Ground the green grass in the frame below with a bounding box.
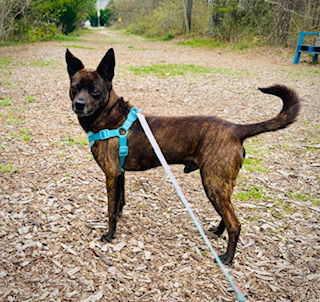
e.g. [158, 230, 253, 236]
[235, 185, 266, 201]
[129, 63, 212, 77]
[245, 143, 267, 155]
[0, 41, 27, 47]
[146, 34, 175, 41]
[129, 63, 252, 78]
[0, 98, 12, 107]
[6, 118, 22, 125]
[62, 45, 95, 50]
[11, 128, 31, 141]
[178, 38, 224, 48]
[0, 56, 57, 69]
[243, 157, 267, 173]
[178, 36, 263, 51]
[20, 128, 31, 141]
[53, 34, 87, 43]
[0, 77, 14, 88]
[58, 151, 67, 158]
[25, 96, 35, 103]
[28, 59, 58, 68]
[250, 215, 262, 222]
[0, 164, 18, 173]
[0, 57, 14, 68]
[61, 135, 87, 146]
[127, 46, 152, 51]
[275, 198, 295, 214]
[307, 68, 320, 74]
[288, 192, 320, 206]
[212, 68, 253, 76]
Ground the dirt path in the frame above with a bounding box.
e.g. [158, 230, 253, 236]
[0, 28, 319, 302]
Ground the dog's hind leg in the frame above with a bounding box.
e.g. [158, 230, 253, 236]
[200, 172, 241, 264]
[101, 175, 123, 242]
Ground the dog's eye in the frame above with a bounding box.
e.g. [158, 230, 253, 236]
[72, 87, 79, 94]
[91, 89, 100, 96]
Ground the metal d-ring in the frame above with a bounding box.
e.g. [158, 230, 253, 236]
[118, 127, 128, 137]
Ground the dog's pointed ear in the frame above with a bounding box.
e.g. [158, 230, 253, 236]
[97, 48, 115, 82]
[65, 48, 84, 78]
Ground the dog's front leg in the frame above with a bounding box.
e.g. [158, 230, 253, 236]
[101, 174, 123, 242]
[117, 173, 125, 216]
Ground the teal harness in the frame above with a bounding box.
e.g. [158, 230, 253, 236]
[87, 107, 141, 172]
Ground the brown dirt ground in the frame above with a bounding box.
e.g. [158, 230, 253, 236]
[0, 28, 319, 302]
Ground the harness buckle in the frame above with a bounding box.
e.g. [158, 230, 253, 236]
[119, 146, 128, 156]
[99, 130, 109, 140]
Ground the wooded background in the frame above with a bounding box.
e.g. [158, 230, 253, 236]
[0, 0, 319, 47]
[109, 0, 320, 46]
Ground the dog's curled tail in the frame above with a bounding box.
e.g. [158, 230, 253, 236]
[237, 84, 301, 140]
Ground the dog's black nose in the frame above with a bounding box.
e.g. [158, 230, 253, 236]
[75, 98, 85, 112]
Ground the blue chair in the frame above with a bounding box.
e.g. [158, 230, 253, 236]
[293, 32, 320, 64]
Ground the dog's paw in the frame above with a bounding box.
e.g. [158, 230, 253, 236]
[101, 232, 114, 243]
[215, 253, 233, 265]
[208, 226, 224, 236]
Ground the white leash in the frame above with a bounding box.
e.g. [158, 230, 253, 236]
[137, 112, 246, 302]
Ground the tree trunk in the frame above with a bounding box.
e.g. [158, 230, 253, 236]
[182, 0, 193, 34]
[209, 0, 220, 28]
[272, 0, 294, 46]
[310, 0, 320, 30]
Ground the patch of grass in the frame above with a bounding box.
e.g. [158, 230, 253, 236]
[0, 164, 18, 173]
[213, 67, 253, 76]
[127, 46, 152, 51]
[288, 192, 320, 206]
[6, 118, 22, 125]
[244, 141, 268, 155]
[11, 128, 31, 141]
[61, 45, 95, 50]
[305, 146, 320, 151]
[243, 157, 267, 173]
[0, 98, 12, 107]
[19, 105, 28, 111]
[53, 34, 87, 43]
[178, 38, 224, 49]
[86, 154, 94, 160]
[250, 215, 262, 222]
[0, 41, 27, 47]
[20, 128, 31, 141]
[25, 96, 35, 103]
[58, 151, 67, 158]
[275, 198, 295, 214]
[61, 135, 87, 146]
[0, 57, 14, 68]
[28, 59, 57, 68]
[235, 185, 266, 201]
[244, 158, 261, 165]
[129, 63, 212, 77]
[144, 33, 175, 42]
[307, 68, 320, 74]
[178, 36, 263, 52]
[0, 77, 14, 88]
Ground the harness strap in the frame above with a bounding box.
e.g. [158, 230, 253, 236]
[87, 107, 141, 172]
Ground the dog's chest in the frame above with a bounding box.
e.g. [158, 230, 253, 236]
[91, 138, 120, 174]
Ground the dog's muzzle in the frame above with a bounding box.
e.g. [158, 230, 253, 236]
[74, 98, 86, 114]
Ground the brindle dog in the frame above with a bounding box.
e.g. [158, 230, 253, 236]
[66, 48, 300, 264]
